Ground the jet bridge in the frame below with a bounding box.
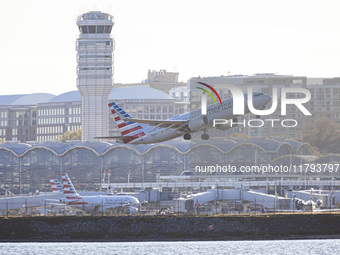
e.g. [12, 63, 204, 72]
[173, 189, 291, 213]
[243, 190, 290, 210]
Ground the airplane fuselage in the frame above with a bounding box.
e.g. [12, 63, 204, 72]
[65, 195, 139, 213]
[120, 93, 271, 144]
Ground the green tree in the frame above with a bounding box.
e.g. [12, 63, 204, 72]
[300, 118, 340, 154]
[57, 129, 81, 142]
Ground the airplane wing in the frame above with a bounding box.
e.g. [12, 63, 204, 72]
[43, 199, 65, 206]
[94, 136, 135, 140]
[44, 199, 62, 203]
[125, 118, 189, 130]
[314, 209, 340, 212]
[266, 209, 303, 213]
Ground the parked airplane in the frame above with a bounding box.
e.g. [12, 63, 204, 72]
[96, 92, 271, 144]
[296, 189, 340, 213]
[45, 177, 68, 210]
[296, 199, 323, 212]
[60, 173, 140, 215]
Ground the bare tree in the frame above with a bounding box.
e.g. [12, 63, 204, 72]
[301, 118, 340, 154]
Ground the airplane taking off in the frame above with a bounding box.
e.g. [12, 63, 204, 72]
[60, 173, 140, 215]
[96, 92, 271, 144]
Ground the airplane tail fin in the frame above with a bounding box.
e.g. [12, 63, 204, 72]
[62, 173, 79, 196]
[108, 101, 147, 142]
[49, 177, 63, 193]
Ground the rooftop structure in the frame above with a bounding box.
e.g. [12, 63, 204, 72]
[118, 70, 186, 94]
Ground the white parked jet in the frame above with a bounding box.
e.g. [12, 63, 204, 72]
[60, 173, 140, 215]
[296, 189, 340, 213]
[96, 92, 271, 144]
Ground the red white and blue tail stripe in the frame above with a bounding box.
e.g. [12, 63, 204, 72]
[62, 173, 78, 195]
[61, 173, 87, 205]
[109, 102, 147, 143]
[49, 177, 63, 193]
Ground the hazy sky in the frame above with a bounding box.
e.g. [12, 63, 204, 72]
[1, 0, 340, 95]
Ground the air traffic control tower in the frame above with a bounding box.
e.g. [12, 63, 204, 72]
[76, 11, 114, 141]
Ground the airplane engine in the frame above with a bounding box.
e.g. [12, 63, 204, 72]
[296, 199, 305, 209]
[215, 118, 238, 131]
[316, 199, 323, 207]
[125, 206, 138, 215]
[188, 115, 209, 131]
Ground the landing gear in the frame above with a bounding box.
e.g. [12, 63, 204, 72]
[184, 133, 191, 140]
[201, 132, 209, 140]
[256, 115, 261, 119]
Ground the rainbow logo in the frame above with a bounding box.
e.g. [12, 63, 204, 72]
[196, 82, 223, 106]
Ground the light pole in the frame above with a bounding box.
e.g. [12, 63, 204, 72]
[156, 169, 160, 182]
[107, 169, 111, 184]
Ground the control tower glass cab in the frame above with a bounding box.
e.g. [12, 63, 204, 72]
[76, 11, 114, 141]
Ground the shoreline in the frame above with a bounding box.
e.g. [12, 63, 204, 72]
[1, 214, 340, 242]
[2, 234, 340, 242]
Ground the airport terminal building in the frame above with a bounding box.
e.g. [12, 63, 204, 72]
[1, 136, 336, 194]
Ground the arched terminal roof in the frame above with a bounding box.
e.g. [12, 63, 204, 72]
[0, 142, 32, 156]
[31, 142, 73, 155]
[0, 138, 314, 157]
[270, 137, 314, 154]
[193, 139, 237, 152]
[48, 91, 81, 103]
[237, 138, 285, 152]
[0, 93, 55, 106]
[45, 87, 173, 104]
[67, 141, 113, 155]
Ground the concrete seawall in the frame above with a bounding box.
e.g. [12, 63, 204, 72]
[1, 214, 340, 241]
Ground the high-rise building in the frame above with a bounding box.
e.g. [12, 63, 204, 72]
[76, 11, 114, 141]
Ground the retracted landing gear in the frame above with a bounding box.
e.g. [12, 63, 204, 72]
[201, 131, 209, 140]
[183, 133, 191, 140]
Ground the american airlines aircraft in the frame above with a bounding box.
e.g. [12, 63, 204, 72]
[96, 92, 271, 144]
[60, 173, 140, 215]
[296, 189, 340, 213]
